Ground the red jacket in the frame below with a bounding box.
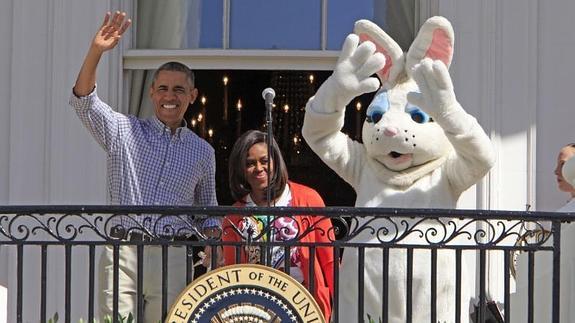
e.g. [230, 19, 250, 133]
[222, 181, 335, 321]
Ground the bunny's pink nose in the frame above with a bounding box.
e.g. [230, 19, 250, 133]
[383, 126, 398, 137]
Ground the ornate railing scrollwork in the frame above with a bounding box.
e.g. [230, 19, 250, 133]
[0, 206, 564, 249]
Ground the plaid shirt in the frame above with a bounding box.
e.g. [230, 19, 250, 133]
[70, 88, 218, 232]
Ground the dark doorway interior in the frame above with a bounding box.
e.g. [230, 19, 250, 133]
[185, 70, 376, 206]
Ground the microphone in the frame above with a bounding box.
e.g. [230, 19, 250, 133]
[262, 88, 276, 106]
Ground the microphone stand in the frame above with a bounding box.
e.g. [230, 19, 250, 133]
[262, 88, 275, 267]
[265, 96, 273, 208]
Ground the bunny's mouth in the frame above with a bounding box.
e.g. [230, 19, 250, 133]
[387, 151, 413, 165]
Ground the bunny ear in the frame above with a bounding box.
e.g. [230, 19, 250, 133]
[354, 20, 404, 89]
[406, 16, 454, 76]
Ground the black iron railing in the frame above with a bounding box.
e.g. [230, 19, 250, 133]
[0, 206, 567, 323]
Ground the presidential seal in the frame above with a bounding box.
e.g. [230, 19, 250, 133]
[166, 264, 326, 323]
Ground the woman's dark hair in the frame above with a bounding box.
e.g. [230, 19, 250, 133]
[228, 130, 289, 202]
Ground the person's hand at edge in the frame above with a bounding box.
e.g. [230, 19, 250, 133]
[73, 12, 132, 97]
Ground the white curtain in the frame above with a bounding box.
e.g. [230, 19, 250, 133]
[128, 0, 193, 117]
[185, 0, 202, 49]
[375, 0, 417, 52]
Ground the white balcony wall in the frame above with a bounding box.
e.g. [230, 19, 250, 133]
[0, 1, 123, 322]
[436, 0, 573, 213]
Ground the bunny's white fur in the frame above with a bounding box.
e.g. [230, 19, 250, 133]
[302, 17, 494, 322]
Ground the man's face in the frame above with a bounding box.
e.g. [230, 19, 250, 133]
[555, 146, 575, 194]
[149, 70, 198, 131]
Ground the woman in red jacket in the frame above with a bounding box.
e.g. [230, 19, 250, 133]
[222, 130, 335, 321]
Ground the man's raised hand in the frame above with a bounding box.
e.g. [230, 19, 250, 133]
[73, 11, 131, 96]
[92, 11, 131, 53]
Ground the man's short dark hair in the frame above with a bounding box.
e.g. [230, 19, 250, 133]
[228, 130, 289, 202]
[152, 61, 195, 87]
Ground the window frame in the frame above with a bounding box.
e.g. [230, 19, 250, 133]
[121, 0, 435, 72]
[123, 49, 339, 71]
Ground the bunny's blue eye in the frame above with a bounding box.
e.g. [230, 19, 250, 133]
[366, 91, 389, 124]
[406, 105, 430, 124]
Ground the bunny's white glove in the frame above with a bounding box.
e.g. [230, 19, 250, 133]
[310, 34, 385, 114]
[407, 58, 471, 134]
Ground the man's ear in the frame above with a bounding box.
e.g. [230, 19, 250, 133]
[190, 87, 198, 103]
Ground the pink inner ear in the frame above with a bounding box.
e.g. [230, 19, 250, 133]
[425, 29, 452, 66]
[359, 33, 392, 81]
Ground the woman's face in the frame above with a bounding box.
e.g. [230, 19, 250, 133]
[555, 146, 575, 194]
[245, 142, 274, 192]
